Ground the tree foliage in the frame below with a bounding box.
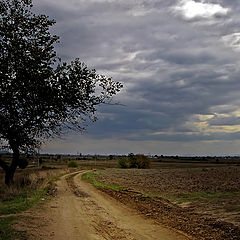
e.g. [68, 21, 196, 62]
[128, 154, 151, 169]
[0, 0, 122, 185]
[118, 158, 128, 169]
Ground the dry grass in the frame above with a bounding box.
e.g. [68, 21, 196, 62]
[0, 167, 69, 240]
[0, 168, 68, 201]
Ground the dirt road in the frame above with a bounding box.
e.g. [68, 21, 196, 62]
[35, 171, 190, 240]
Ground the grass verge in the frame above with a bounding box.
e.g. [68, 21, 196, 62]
[0, 169, 69, 240]
[0, 173, 64, 215]
[82, 172, 124, 191]
[0, 217, 27, 240]
[0, 189, 47, 215]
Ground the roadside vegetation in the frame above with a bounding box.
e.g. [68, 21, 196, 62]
[82, 172, 124, 191]
[0, 189, 47, 215]
[0, 168, 68, 240]
[0, 216, 27, 240]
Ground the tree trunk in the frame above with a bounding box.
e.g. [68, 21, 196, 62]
[0, 157, 10, 185]
[5, 168, 14, 186]
[4, 147, 20, 186]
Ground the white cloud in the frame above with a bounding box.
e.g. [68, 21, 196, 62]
[174, 0, 229, 20]
[222, 33, 240, 52]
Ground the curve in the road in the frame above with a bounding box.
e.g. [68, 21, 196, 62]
[44, 171, 191, 240]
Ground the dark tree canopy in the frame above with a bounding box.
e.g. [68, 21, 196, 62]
[0, 0, 122, 185]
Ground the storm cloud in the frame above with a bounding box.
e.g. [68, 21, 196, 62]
[33, 0, 240, 155]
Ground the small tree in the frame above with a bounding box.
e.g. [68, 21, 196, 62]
[118, 158, 128, 169]
[128, 154, 150, 169]
[68, 160, 78, 168]
[135, 154, 151, 169]
[0, 0, 122, 185]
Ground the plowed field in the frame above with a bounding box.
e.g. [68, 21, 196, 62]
[94, 166, 240, 239]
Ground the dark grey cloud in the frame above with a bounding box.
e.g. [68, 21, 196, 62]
[33, 0, 240, 154]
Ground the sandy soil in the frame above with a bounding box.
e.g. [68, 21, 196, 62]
[21, 171, 190, 240]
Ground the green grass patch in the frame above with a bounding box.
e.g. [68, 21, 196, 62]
[82, 172, 124, 191]
[0, 189, 47, 215]
[0, 170, 69, 215]
[0, 170, 70, 240]
[171, 191, 240, 203]
[0, 217, 27, 240]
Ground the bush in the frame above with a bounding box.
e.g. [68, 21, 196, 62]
[68, 160, 78, 168]
[128, 153, 137, 168]
[128, 154, 150, 169]
[118, 158, 128, 168]
[135, 154, 151, 169]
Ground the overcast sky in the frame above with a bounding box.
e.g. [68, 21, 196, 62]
[34, 0, 240, 156]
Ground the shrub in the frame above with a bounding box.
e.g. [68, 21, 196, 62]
[135, 154, 151, 169]
[68, 160, 78, 168]
[118, 158, 128, 168]
[128, 153, 137, 168]
[128, 154, 150, 169]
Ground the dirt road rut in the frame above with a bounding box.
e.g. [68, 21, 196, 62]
[43, 171, 190, 240]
